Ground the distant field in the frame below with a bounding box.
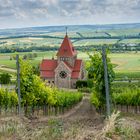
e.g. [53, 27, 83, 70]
[0, 37, 62, 48]
[109, 53, 140, 80]
[0, 51, 140, 74]
[109, 53, 140, 72]
[74, 39, 120, 46]
[1, 37, 140, 49]
[47, 28, 140, 37]
[0, 51, 56, 69]
[106, 28, 140, 36]
[1, 26, 140, 50]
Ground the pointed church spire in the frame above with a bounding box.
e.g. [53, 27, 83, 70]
[57, 33, 77, 57]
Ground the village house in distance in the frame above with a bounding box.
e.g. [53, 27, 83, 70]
[40, 32, 86, 88]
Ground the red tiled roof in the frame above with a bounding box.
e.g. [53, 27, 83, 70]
[71, 60, 82, 79]
[40, 59, 57, 71]
[56, 35, 77, 57]
[40, 71, 55, 78]
[40, 59, 82, 79]
[40, 59, 57, 78]
[71, 72, 80, 79]
[63, 60, 82, 79]
[73, 60, 82, 71]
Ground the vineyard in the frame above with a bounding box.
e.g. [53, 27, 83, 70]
[0, 88, 83, 116]
[0, 25, 140, 139]
[112, 85, 140, 113]
[90, 82, 140, 114]
[0, 55, 140, 140]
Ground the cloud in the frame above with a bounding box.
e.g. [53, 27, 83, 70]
[0, 0, 140, 18]
[0, 0, 140, 28]
[0, 0, 52, 19]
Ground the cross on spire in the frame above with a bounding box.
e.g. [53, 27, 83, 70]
[65, 26, 68, 35]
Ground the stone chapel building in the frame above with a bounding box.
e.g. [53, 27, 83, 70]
[40, 34, 86, 88]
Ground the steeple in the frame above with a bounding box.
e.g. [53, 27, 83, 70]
[56, 34, 77, 57]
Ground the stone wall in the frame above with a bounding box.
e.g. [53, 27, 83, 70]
[55, 61, 71, 88]
[57, 55, 76, 67]
[79, 61, 87, 80]
[71, 79, 77, 88]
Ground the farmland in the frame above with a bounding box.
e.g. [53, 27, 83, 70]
[0, 51, 140, 80]
[0, 24, 140, 54]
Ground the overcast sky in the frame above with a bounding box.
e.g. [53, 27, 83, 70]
[0, 0, 140, 29]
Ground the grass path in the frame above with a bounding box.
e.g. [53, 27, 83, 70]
[0, 65, 16, 73]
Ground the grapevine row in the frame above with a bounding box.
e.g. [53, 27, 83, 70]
[0, 87, 83, 115]
[90, 87, 140, 110]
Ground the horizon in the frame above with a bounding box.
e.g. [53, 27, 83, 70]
[1, 22, 140, 30]
[0, 0, 140, 29]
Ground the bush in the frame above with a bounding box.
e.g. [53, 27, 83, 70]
[76, 80, 88, 88]
[57, 89, 83, 107]
[0, 89, 18, 110]
[87, 79, 94, 88]
[90, 92, 101, 109]
[0, 73, 11, 84]
[78, 87, 92, 93]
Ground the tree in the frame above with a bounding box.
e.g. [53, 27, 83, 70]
[23, 54, 28, 60]
[0, 73, 11, 84]
[87, 50, 115, 107]
[20, 59, 34, 98]
[19, 59, 48, 114]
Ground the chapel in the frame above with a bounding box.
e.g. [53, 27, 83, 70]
[40, 33, 86, 88]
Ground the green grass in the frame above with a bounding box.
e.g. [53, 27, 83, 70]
[109, 53, 140, 73]
[0, 51, 56, 69]
[0, 60, 16, 69]
[0, 52, 140, 72]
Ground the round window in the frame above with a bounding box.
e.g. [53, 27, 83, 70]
[59, 71, 67, 78]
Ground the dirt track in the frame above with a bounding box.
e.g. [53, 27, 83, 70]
[32, 94, 103, 126]
[0, 94, 104, 140]
[63, 95, 103, 127]
[61, 95, 104, 140]
[1, 94, 140, 140]
[38, 94, 103, 139]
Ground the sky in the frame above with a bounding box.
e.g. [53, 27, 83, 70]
[0, 0, 140, 29]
